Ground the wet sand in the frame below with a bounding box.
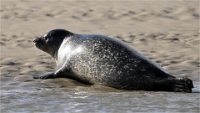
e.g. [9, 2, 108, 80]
[1, 0, 199, 112]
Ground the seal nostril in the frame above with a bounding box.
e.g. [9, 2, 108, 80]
[33, 38, 41, 43]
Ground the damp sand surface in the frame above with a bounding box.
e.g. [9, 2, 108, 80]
[1, 1, 199, 112]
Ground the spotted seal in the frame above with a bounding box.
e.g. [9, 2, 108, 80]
[33, 29, 193, 93]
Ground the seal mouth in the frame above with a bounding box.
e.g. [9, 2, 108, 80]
[33, 38, 46, 52]
[35, 43, 46, 51]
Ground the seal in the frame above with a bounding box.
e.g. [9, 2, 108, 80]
[33, 29, 194, 93]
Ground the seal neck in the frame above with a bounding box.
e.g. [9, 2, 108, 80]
[49, 46, 59, 61]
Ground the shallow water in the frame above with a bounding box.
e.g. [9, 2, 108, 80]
[1, 82, 199, 113]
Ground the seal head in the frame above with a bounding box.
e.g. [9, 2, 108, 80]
[33, 29, 73, 58]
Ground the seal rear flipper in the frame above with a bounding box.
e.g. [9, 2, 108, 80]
[171, 77, 194, 93]
[33, 73, 56, 79]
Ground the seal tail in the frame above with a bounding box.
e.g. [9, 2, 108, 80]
[171, 77, 194, 93]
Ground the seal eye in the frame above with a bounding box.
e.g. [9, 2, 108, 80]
[44, 36, 48, 41]
[43, 34, 49, 41]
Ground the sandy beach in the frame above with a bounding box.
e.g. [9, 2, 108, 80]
[1, 0, 199, 89]
[1, 0, 199, 112]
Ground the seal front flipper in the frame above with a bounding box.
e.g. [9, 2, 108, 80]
[33, 73, 56, 79]
[33, 71, 67, 79]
